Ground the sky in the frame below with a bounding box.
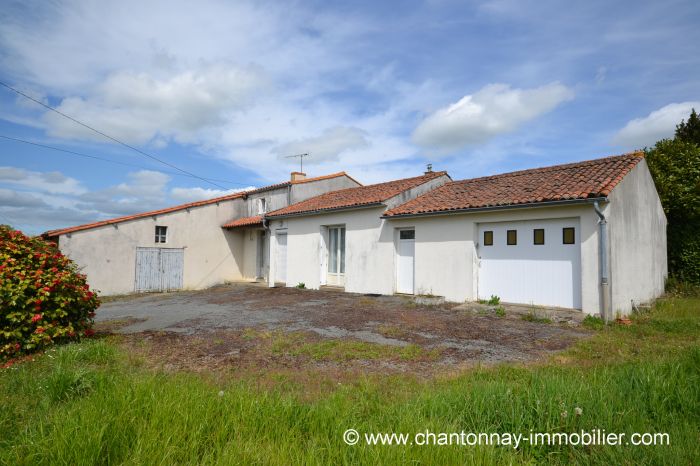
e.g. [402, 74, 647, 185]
[1, 0, 699, 234]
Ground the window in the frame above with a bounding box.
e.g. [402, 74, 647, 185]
[258, 198, 266, 214]
[533, 228, 545, 245]
[399, 229, 415, 240]
[328, 226, 346, 275]
[563, 227, 575, 244]
[507, 229, 517, 245]
[155, 226, 167, 243]
[483, 230, 493, 246]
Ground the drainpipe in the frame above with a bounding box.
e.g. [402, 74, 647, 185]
[593, 201, 610, 322]
[262, 216, 273, 288]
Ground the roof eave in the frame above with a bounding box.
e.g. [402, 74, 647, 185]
[382, 197, 609, 219]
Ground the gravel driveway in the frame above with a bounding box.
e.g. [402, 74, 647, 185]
[97, 283, 590, 370]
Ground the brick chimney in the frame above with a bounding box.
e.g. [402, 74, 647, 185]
[291, 171, 306, 182]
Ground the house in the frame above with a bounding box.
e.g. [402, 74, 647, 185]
[265, 152, 666, 318]
[42, 172, 360, 295]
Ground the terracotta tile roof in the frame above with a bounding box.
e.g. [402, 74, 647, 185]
[221, 215, 263, 228]
[43, 172, 352, 238]
[266, 171, 449, 218]
[384, 152, 644, 217]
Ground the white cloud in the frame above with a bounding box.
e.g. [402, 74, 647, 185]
[0, 166, 85, 194]
[170, 186, 254, 203]
[75, 170, 171, 215]
[613, 102, 700, 148]
[273, 127, 370, 163]
[44, 65, 265, 145]
[411, 83, 574, 153]
[0, 188, 48, 207]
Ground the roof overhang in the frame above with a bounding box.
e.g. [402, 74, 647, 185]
[382, 197, 609, 220]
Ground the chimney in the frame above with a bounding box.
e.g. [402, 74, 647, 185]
[424, 163, 433, 174]
[291, 171, 306, 182]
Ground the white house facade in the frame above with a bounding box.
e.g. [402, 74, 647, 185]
[44, 152, 667, 318]
[43, 172, 360, 295]
[265, 153, 667, 318]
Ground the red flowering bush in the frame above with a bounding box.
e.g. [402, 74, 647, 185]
[1, 225, 100, 360]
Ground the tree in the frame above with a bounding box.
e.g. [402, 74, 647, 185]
[675, 108, 700, 146]
[645, 110, 700, 283]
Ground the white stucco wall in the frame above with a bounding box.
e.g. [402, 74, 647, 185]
[269, 202, 606, 314]
[607, 160, 667, 314]
[389, 205, 602, 313]
[56, 174, 359, 295]
[58, 198, 245, 295]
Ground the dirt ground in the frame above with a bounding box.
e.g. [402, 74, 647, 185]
[96, 283, 591, 377]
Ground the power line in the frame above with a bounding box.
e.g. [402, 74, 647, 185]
[0, 81, 228, 190]
[0, 134, 251, 186]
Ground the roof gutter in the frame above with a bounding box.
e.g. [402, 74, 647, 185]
[265, 202, 385, 220]
[381, 197, 609, 219]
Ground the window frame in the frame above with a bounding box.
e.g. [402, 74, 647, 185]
[483, 230, 493, 246]
[563, 227, 576, 245]
[533, 228, 545, 245]
[506, 229, 517, 246]
[258, 198, 267, 214]
[155, 225, 168, 244]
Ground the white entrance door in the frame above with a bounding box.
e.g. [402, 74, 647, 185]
[396, 229, 415, 294]
[327, 226, 345, 287]
[275, 231, 287, 284]
[477, 218, 581, 308]
[135, 247, 184, 292]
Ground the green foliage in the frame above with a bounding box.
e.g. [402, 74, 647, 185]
[487, 294, 500, 305]
[582, 315, 605, 330]
[0, 225, 100, 360]
[1, 298, 699, 464]
[521, 311, 552, 324]
[494, 305, 506, 317]
[645, 110, 700, 283]
[295, 282, 306, 289]
[675, 108, 700, 145]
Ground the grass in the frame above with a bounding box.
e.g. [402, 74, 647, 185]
[521, 311, 552, 324]
[1, 298, 699, 464]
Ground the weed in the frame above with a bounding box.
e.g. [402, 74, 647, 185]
[495, 306, 506, 317]
[488, 295, 501, 305]
[582, 315, 606, 330]
[521, 311, 552, 324]
[295, 283, 306, 289]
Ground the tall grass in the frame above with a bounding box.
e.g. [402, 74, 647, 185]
[1, 298, 699, 465]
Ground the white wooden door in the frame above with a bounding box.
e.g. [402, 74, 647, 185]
[396, 229, 415, 294]
[477, 218, 581, 308]
[135, 247, 184, 292]
[327, 226, 345, 286]
[275, 232, 287, 284]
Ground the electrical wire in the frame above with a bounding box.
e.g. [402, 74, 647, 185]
[0, 81, 229, 190]
[0, 134, 250, 186]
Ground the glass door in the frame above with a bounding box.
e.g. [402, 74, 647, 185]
[327, 226, 345, 286]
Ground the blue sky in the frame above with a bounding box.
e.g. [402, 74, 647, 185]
[1, 0, 699, 234]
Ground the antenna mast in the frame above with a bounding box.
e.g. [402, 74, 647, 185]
[285, 153, 310, 172]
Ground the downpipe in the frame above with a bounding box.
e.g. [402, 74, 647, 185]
[593, 201, 611, 322]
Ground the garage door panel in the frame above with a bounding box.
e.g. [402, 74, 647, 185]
[478, 218, 581, 309]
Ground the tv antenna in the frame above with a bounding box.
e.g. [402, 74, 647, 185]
[285, 152, 310, 172]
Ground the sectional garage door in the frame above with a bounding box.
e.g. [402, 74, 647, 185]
[477, 218, 581, 309]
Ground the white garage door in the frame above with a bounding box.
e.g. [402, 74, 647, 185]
[477, 218, 581, 309]
[135, 247, 184, 292]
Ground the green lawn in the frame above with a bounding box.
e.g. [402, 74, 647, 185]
[1, 297, 699, 465]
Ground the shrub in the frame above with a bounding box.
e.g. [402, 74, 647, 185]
[0, 225, 100, 360]
[488, 294, 501, 305]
